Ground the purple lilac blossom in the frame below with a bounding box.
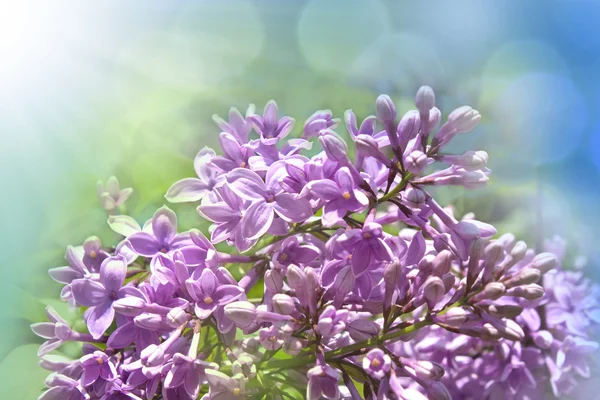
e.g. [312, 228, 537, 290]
[32, 87, 599, 400]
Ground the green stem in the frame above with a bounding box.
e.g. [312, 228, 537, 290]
[377, 173, 413, 203]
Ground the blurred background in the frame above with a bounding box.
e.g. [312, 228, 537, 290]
[1, 0, 599, 397]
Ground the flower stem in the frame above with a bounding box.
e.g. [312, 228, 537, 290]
[377, 173, 413, 203]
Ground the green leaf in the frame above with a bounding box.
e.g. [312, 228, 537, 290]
[0, 344, 50, 399]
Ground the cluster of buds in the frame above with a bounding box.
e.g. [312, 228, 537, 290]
[32, 87, 596, 400]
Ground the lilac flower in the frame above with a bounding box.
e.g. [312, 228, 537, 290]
[338, 221, 394, 276]
[210, 132, 254, 172]
[249, 100, 295, 145]
[197, 185, 256, 252]
[307, 364, 340, 400]
[165, 147, 225, 204]
[82, 236, 110, 273]
[48, 246, 90, 305]
[72, 256, 143, 338]
[303, 167, 369, 227]
[227, 163, 312, 240]
[186, 268, 244, 319]
[31, 306, 73, 356]
[363, 348, 391, 379]
[205, 369, 246, 399]
[164, 354, 217, 398]
[80, 350, 117, 386]
[127, 206, 191, 258]
[212, 105, 255, 144]
[272, 236, 320, 268]
[556, 336, 599, 378]
[97, 176, 133, 212]
[303, 109, 340, 139]
[39, 374, 88, 400]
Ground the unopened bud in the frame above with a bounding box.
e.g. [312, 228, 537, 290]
[224, 301, 257, 329]
[487, 304, 523, 318]
[166, 307, 189, 327]
[376, 94, 396, 123]
[432, 250, 453, 276]
[532, 252, 558, 274]
[397, 110, 421, 148]
[423, 276, 446, 308]
[504, 268, 541, 288]
[448, 106, 481, 134]
[404, 186, 426, 208]
[286, 264, 306, 291]
[384, 260, 402, 288]
[356, 134, 391, 166]
[473, 282, 506, 302]
[426, 381, 452, 400]
[272, 294, 296, 315]
[506, 284, 544, 300]
[319, 130, 349, 163]
[347, 319, 380, 341]
[405, 150, 428, 174]
[510, 241, 528, 261]
[113, 297, 146, 317]
[264, 269, 283, 293]
[415, 86, 436, 114]
[433, 307, 470, 327]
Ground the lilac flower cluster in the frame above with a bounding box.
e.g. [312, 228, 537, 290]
[33, 87, 597, 399]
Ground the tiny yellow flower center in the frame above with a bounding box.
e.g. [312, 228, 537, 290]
[268, 335, 277, 343]
[342, 192, 351, 200]
[240, 162, 246, 168]
[348, 254, 353, 260]
[90, 250, 97, 259]
[233, 388, 241, 396]
[363, 232, 372, 239]
[280, 253, 288, 261]
[371, 358, 381, 368]
[160, 248, 168, 254]
[96, 357, 104, 365]
[204, 297, 213, 305]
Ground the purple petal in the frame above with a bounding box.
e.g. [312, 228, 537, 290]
[352, 243, 372, 276]
[31, 323, 56, 339]
[100, 256, 127, 293]
[200, 268, 218, 296]
[48, 266, 81, 284]
[87, 301, 115, 339]
[194, 147, 218, 181]
[370, 239, 394, 261]
[265, 160, 287, 192]
[108, 215, 141, 237]
[263, 100, 279, 131]
[37, 339, 64, 357]
[308, 179, 340, 201]
[335, 167, 355, 194]
[273, 193, 312, 222]
[71, 279, 108, 307]
[213, 285, 244, 305]
[322, 200, 346, 227]
[184, 369, 201, 398]
[405, 231, 426, 265]
[165, 178, 210, 203]
[65, 245, 87, 275]
[226, 168, 267, 200]
[219, 132, 243, 161]
[81, 364, 101, 386]
[152, 206, 178, 245]
[127, 232, 161, 257]
[107, 322, 136, 349]
[198, 203, 236, 224]
[242, 201, 274, 240]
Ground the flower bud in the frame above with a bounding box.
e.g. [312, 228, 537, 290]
[432, 250, 453, 276]
[453, 220, 481, 240]
[54, 323, 73, 340]
[423, 276, 446, 308]
[272, 294, 296, 315]
[433, 307, 470, 327]
[448, 106, 481, 134]
[415, 86, 435, 114]
[473, 282, 506, 302]
[384, 260, 402, 288]
[439, 151, 488, 171]
[495, 318, 525, 341]
[241, 338, 261, 354]
[504, 268, 541, 288]
[531, 252, 557, 274]
[397, 110, 421, 149]
[113, 297, 146, 317]
[506, 284, 544, 300]
[533, 330, 553, 349]
[283, 337, 304, 356]
[264, 269, 284, 293]
[510, 241, 528, 261]
[224, 301, 257, 329]
[376, 94, 396, 123]
[426, 381, 452, 400]
[347, 319, 380, 341]
[319, 130, 349, 163]
[404, 186, 426, 208]
[286, 265, 306, 291]
[134, 314, 171, 331]
[405, 150, 428, 174]
[358, 137, 392, 167]
[487, 304, 523, 318]
[414, 360, 445, 381]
